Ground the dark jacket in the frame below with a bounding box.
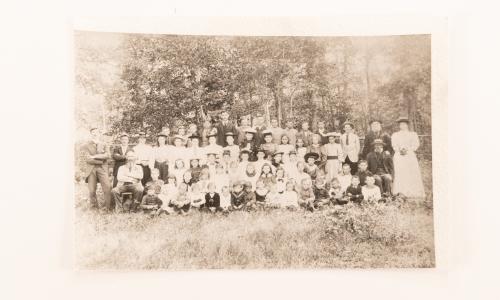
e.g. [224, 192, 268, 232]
[204, 192, 220, 209]
[82, 141, 110, 181]
[112, 145, 134, 178]
[215, 121, 239, 146]
[366, 151, 394, 177]
[346, 185, 363, 203]
[362, 131, 394, 158]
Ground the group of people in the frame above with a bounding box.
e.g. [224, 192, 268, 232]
[81, 110, 426, 215]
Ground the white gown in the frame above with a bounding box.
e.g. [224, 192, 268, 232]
[391, 130, 425, 198]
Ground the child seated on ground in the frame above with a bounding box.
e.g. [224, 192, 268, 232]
[265, 184, 281, 208]
[230, 181, 246, 211]
[219, 186, 231, 212]
[171, 183, 191, 215]
[362, 176, 382, 203]
[253, 179, 269, 207]
[298, 178, 316, 212]
[338, 163, 353, 192]
[313, 176, 330, 208]
[345, 175, 364, 203]
[329, 178, 345, 205]
[279, 181, 299, 209]
[158, 174, 177, 212]
[189, 182, 206, 210]
[203, 182, 221, 213]
[140, 187, 163, 216]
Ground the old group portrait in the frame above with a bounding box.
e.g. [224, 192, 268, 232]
[75, 31, 434, 269]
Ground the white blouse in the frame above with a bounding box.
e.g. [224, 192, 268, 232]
[391, 130, 420, 153]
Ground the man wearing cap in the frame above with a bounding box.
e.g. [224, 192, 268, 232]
[366, 139, 394, 196]
[112, 133, 134, 187]
[82, 127, 112, 211]
[362, 120, 394, 159]
[133, 131, 154, 185]
[111, 151, 144, 213]
[215, 111, 238, 147]
[340, 121, 361, 174]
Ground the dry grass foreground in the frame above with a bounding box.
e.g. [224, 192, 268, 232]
[75, 160, 434, 269]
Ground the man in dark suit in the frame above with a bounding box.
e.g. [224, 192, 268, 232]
[215, 111, 238, 146]
[112, 133, 134, 187]
[362, 120, 394, 159]
[366, 139, 394, 195]
[82, 127, 112, 211]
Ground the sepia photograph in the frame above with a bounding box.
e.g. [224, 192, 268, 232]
[74, 30, 434, 270]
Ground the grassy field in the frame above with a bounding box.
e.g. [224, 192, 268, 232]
[75, 160, 434, 270]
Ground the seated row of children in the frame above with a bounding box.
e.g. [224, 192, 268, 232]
[138, 161, 384, 216]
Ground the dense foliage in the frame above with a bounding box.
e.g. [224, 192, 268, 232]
[75, 32, 431, 139]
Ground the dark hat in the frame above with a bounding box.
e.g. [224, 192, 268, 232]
[207, 128, 218, 137]
[262, 130, 272, 137]
[396, 116, 410, 124]
[372, 138, 386, 146]
[273, 151, 284, 157]
[256, 148, 266, 155]
[206, 151, 218, 156]
[189, 134, 200, 139]
[158, 131, 168, 138]
[119, 132, 129, 138]
[342, 121, 354, 128]
[138, 131, 147, 137]
[225, 132, 235, 137]
[304, 152, 320, 161]
[222, 150, 231, 156]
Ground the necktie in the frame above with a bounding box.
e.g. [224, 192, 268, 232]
[346, 133, 349, 145]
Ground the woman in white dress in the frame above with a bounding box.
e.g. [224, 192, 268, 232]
[391, 117, 425, 198]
